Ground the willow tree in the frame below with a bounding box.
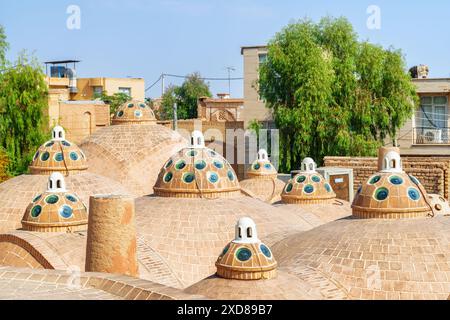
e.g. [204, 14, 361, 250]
[259, 17, 416, 172]
[0, 53, 49, 175]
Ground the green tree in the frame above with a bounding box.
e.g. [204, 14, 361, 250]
[0, 25, 8, 68]
[95, 91, 131, 115]
[259, 17, 416, 172]
[0, 52, 49, 176]
[160, 72, 211, 120]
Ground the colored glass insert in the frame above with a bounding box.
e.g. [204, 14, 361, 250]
[59, 205, 73, 219]
[54, 152, 64, 162]
[195, 160, 206, 170]
[236, 247, 252, 262]
[408, 188, 420, 201]
[32, 194, 42, 202]
[33, 151, 39, 161]
[128, 103, 134, 108]
[65, 194, 77, 203]
[285, 183, 293, 193]
[134, 110, 142, 117]
[41, 152, 50, 161]
[374, 188, 389, 201]
[208, 172, 219, 183]
[260, 244, 272, 258]
[304, 184, 314, 194]
[264, 163, 272, 170]
[62, 140, 71, 147]
[175, 160, 186, 170]
[118, 111, 124, 117]
[325, 183, 332, 193]
[312, 175, 321, 183]
[357, 185, 362, 194]
[213, 160, 224, 169]
[31, 205, 42, 218]
[165, 159, 173, 169]
[369, 175, 381, 185]
[183, 172, 195, 184]
[139, 103, 146, 108]
[222, 244, 230, 256]
[45, 194, 59, 204]
[45, 141, 54, 148]
[409, 175, 420, 185]
[296, 175, 306, 183]
[187, 149, 198, 157]
[70, 152, 79, 161]
[227, 170, 235, 181]
[389, 176, 403, 185]
[209, 150, 217, 157]
[164, 172, 173, 183]
[253, 163, 261, 170]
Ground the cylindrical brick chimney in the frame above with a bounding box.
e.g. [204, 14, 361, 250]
[377, 146, 401, 171]
[85, 195, 138, 277]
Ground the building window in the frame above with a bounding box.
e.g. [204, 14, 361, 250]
[258, 53, 267, 65]
[93, 86, 103, 97]
[415, 96, 448, 143]
[119, 87, 132, 96]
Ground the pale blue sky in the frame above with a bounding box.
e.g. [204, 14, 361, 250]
[1, 0, 449, 98]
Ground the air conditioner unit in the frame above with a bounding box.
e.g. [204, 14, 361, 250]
[423, 129, 442, 143]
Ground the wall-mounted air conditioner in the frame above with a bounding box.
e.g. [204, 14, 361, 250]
[423, 129, 442, 143]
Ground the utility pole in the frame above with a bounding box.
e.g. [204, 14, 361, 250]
[161, 73, 165, 97]
[173, 102, 178, 131]
[225, 66, 235, 96]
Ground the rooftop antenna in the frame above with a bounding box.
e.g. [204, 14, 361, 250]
[225, 66, 236, 96]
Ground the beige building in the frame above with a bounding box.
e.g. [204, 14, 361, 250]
[197, 93, 243, 122]
[241, 46, 272, 127]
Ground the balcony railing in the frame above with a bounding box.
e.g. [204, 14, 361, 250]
[413, 127, 450, 144]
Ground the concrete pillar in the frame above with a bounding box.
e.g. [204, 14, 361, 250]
[377, 147, 401, 171]
[85, 195, 138, 277]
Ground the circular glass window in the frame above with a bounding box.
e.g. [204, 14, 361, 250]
[253, 163, 261, 170]
[59, 205, 73, 219]
[408, 188, 420, 201]
[175, 160, 186, 170]
[409, 175, 420, 185]
[222, 244, 230, 256]
[285, 183, 293, 193]
[207, 172, 219, 183]
[127, 103, 134, 108]
[139, 103, 146, 108]
[213, 160, 224, 169]
[369, 175, 381, 185]
[30, 205, 42, 218]
[54, 152, 64, 162]
[65, 194, 78, 203]
[41, 152, 50, 161]
[236, 247, 252, 262]
[163, 172, 173, 183]
[62, 140, 71, 147]
[357, 185, 362, 194]
[182, 172, 195, 184]
[227, 170, 235, 181]
[45, 141, 54, 148]
[32, 194, 42, 202]
[312, 175, 321, 183]
[389, 176, 403, 185]
[45, 194, 59, 204]
[70, 152, 79, 161]
[186, 149, 198, 157]
[164, 159, 173, 169]
[304, 184, 314, 194]
[117, 110, 124, 117]
[33, 151, 40, 161]
[325, 183, 332, 193]
[264, 163, 272, 170]
[134, 110, 142, 117]
[296, 175, 306, 183]
[195, 160, 206, 170]
[209, 150, 217, 157]
[260, 244, 272, 258]
[374, 187, 389, 201]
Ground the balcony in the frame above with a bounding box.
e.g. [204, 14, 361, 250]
[413, 127, 450, 145]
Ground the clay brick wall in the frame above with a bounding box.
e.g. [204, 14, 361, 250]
[324, 156, 450, 199]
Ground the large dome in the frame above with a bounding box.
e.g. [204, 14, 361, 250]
[80, 107, 187, 197]
[111, 100, 157, 125]
[240, 149, 285, 204]
[153, 131, 240, 198]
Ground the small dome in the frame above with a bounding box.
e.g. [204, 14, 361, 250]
[246, 149, 278, 178]
[29, 126, 88, 174]
[22, 173, 88, 232]
[352, 148, 433, 219]
[112, 100, 156, 125]
[428, 194, 450, 216]
[281, 158, 336, 204]
[215, 217, 277, 280]
[153, 131, 240, 198]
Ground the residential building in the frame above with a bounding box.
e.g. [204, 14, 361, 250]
[197, 93, 244, 122]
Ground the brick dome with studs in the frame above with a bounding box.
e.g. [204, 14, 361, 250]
[111, 100, 157, 125]
[352, 147, 433, 219]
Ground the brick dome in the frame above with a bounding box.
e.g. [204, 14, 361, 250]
[29, 126, 87, 174]
[22, 173, 88, 233]
[246, 149, 278, 178]
[153, 131, 240, 198]
[111, 100, 156, 125]
[352, 148, 433, 219]
[281, 158, 336, 204]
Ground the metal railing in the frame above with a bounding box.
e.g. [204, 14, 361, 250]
[413, 127, 450, 144]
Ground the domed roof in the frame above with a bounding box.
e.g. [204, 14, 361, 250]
[111, 100, 156, 125]
[352, 147, 433, 219]
[29, 126, 88, 174]
[246, 149, 278, 178]
[22, 173, 88, 232]
[216, 217, 277, 280]
[153, 131, 240, 198]
[281, 157, 336, 204]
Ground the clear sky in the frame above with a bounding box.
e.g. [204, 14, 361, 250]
[1, 0, 449, 98]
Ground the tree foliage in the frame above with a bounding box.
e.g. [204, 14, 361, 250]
[259, 17, 416, 172]
[0, 25, 8, 68]
[159, 72, 211, 120]
[0, 148, 9, 182]
[0, 52, 49, 176]
[95, 91, 131, 115]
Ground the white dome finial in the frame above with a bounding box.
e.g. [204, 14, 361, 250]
[190, 130, 205, 148]
[301, 157, 316, 173]
[52, 126, 65, 141]
[381, 150, 403, 173]
[47, 172, 67, 193]
[233, 217, 259, 244]
[257, 149, 269, 162]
